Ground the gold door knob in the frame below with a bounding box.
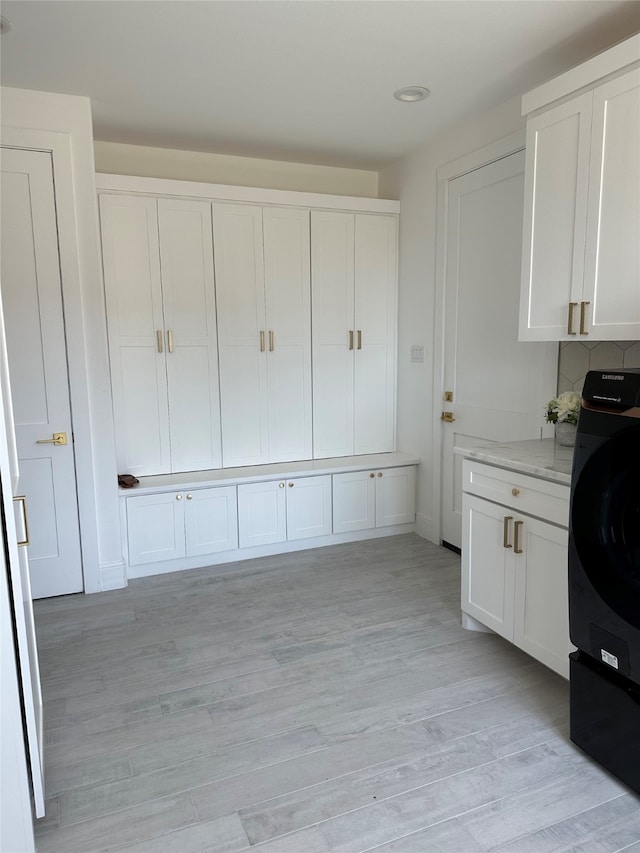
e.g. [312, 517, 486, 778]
[441, 412, 455, 423]
[36, 432, 67, 446]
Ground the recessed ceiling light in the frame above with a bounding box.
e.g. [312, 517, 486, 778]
[0, 16, 12, 34]
[394, 86, 430, 103]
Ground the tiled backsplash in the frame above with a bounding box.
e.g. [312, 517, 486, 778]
[557, 341, 640, 394]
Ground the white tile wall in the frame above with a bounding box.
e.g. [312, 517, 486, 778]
[558, 341, 640, 393]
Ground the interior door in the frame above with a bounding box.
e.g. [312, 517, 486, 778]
[441, 150, 557, 548]
[0, 292, 45, 817]
[1, 146, 83, 597]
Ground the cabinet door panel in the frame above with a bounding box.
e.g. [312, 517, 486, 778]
[286, 475, 331, 540]
[185, 486, 237, 556]
[519, 94, 592, 340]
[354, 214, 396, 454]
[375, 467, 415, 527]
[311, 211, 355, 458]
[332, 471, 375, 534]
[100, 195, 170, 475]
[237, 481, 286, 548]
[513, 518, 572, 678]
[462, 494, 515, 641]
[264, 208, 312, 463]
[214, 204, 269, 467]
[127, 493, 185, 565]
[159, 199, 222, 472]
[584, 69, 640, 339]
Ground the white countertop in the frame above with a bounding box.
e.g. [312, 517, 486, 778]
[454, 438, 573, 485]
[121, 451, 421, 496]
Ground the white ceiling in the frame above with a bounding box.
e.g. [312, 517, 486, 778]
[1, 1, 638, 170]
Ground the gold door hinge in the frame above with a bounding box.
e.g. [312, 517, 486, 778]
[444, 391, 453, 402]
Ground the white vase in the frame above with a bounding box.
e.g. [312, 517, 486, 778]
[555, 421, 577, 447]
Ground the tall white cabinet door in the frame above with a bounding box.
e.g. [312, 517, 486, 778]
[584, 68, 640, 340]
[237, 481, 286, 548]
[519, 93, 593, 340]
[158, 199, 222, 472]
[185, 486, 237, 556]
[127, 492, 186, 565]
[100, 194, 171, 475]
[311, 211, 355, 459]
[214, 204, 269, 467]
[462, 494, 515, 641]
[286, 475, 331, 540]
[263, 207, 312, 463]
[375, 467, 415, 527]
[354, 214, 396, 454]
[332, 470, 376, 534]
[513, 518, 570, 678]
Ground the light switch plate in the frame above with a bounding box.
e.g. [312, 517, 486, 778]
[410, 345, 424, 363]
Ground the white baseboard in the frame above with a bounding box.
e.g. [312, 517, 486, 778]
[415, 513, 437, 544]
[127, 523, 416, 581]
[99, 560, 127, 591]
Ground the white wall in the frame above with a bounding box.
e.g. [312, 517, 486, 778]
[95, 140, 379, 198]
[379, 96, 525, 542]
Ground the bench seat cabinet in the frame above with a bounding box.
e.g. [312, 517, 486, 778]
[237, 475, 332, 548]
[519, 42, 640, 341]
[333, 466, 415, 534]
[126, 486, 237, 566]
[461, 459, 573, 678]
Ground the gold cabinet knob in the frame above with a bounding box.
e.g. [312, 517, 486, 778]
[369, 472, 375, 478]
[176, 494, 182, 501]
[186, 494, 193, 500]
[279, 482, 285, 488]
[512, 488, 520, 497]
[288, 482, 294, 487]
[378, 472, 383, 478]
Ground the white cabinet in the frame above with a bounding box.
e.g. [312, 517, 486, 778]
[311, 211, 397, 458]
[237, 475, 331, 548]
[461, 460, 573, 678]
[520, 61, 640, 341]
[100, 194, 221, 475]
[214, 204, 312, 468]
[127, 486, 237, 566]
[333, 466, 415, 534]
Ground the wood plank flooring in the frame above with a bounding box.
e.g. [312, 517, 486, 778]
[33, 534, 640, 853]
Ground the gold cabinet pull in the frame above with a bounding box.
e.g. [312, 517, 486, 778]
[503, 515, 513, 549]
[157, 330, 163, 353]
[167, 329, 174, 353]
[514, 520, 524, 554]
[269, 330, 274, 352]
[13, 496, 29, 547]
[260, 331, 266, 352]
[357, 330, 362, 350]
[580, 301, 590, 335]
[568, 302, 578, 335]
[36, 432, 67, 446]
[349, 330, 354, 351]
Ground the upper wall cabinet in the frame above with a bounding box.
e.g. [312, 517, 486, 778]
[99, 194, 222, 476]
[213, 203, 312, 467]
[519, 40, 640, 342]
[311, 211, 397, 458]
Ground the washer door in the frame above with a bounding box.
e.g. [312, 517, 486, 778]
[572, 425, 640, 629]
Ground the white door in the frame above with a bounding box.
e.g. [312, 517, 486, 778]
[1, 146, 83, 597]
[332, 470, 376, 534]
[286, 475, 331, 540]
[185, 486, 238, 556]
[214, 203, 269, 467]
[354, 214, 397, 454]
[441, 150, 557, 548]
[0, 292, 45, 817]
[237, 480, 286, 548]
[158, 198, 222, 472]
[263, 207, 312, 463]
[311, 211, 355, 459]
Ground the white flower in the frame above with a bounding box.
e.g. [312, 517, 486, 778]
[546, 391, 580, 425]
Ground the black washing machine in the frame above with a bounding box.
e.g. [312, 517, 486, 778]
[569, 368, 640, 792]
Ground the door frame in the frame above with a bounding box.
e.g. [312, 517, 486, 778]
[431, 130, 526, 545]
[1, 93, 124, 593]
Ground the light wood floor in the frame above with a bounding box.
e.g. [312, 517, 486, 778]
[33, 534, 640, 853]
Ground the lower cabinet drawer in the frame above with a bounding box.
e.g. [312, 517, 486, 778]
[463, 459, 569, 526]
